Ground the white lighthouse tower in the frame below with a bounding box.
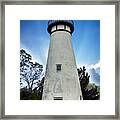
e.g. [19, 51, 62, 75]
[42, 20, 83, 100]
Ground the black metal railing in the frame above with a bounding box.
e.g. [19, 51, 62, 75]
[48, 20, 74, 26]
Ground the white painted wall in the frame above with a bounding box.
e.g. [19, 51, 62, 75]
[42, 30, 82, 100]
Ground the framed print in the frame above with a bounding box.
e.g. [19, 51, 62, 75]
[0, 0, 119, 119]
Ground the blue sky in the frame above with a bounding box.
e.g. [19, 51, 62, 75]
[20, 20, 100, 70]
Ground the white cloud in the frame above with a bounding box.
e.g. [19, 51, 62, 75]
[77, 61, 100, 71]
[88, 61, 100, 70]
[77, 61, 100, 84]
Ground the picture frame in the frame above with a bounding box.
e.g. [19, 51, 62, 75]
[0, 0, 119, 119]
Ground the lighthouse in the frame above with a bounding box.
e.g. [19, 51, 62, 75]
[42, 20, 83, 100]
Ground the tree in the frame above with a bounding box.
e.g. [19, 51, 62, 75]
[20, 49, 44, 100]
[77, 66, 100, 100]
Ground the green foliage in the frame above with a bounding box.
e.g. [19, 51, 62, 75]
[20, 49, 44, 100]
[78, 66, 100, 100]
[20, 77, 44, 100]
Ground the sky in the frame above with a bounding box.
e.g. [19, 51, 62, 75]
[20, 20, 100, 72]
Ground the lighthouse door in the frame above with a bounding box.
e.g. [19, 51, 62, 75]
[54, 97, 63, 100]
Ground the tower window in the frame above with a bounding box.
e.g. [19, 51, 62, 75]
[57, 25, 64, 30]
[51, 26, 56, 32]
[66, 26, 70, 32]
[56, 64, 61, 71]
